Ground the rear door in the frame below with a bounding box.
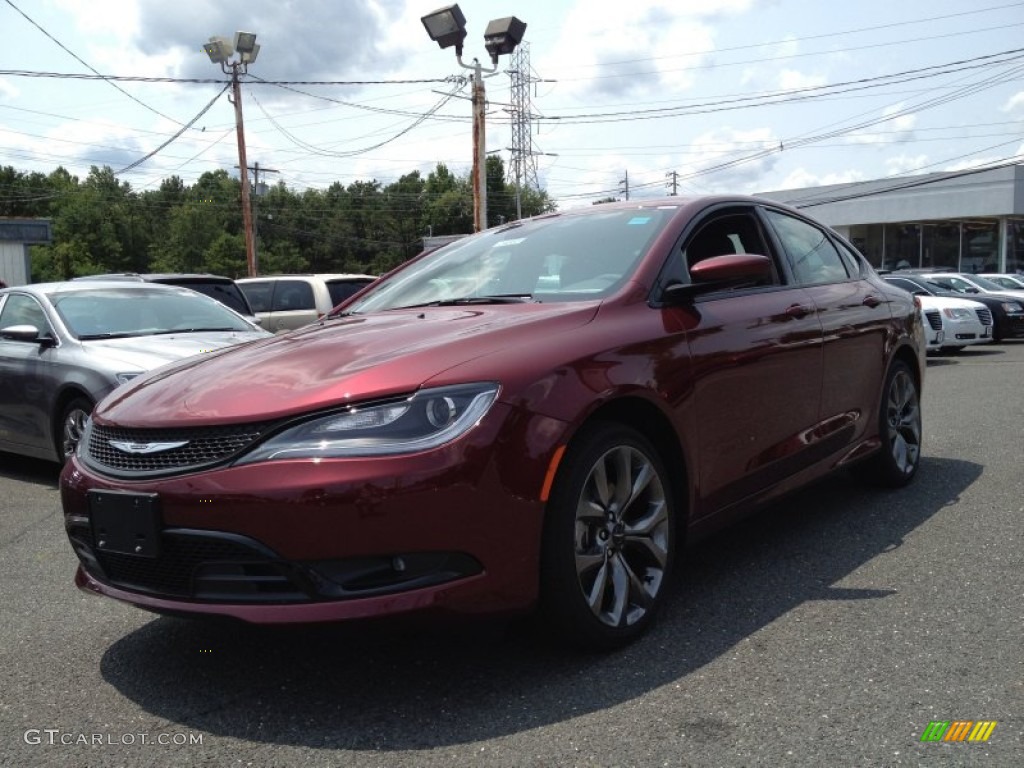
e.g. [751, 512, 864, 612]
[760, 207, 890, 447]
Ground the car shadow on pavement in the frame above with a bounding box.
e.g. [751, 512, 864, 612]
[99, 455, 980, 751]
[0, 451, 61, 489]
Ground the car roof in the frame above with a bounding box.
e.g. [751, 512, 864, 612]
[236, 273, 377, 281]
[73, 272, 236, 282]
[5, 280, 201, 297]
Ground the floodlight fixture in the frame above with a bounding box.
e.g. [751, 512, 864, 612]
[483, 16, 526, 62]
[241, 43, 260, 64]
[234, 31, 258, 55]
[203, 36, 233, 64]
[421, 4, 468, 54]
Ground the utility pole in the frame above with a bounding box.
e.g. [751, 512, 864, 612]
[241, 162, 278, 275]
[620, 170, 630, 201]
[203, 32, 261, 276]
[421, 6, 527, 233]
[666, 170, 679, 196]
[228, 65, 256, 276]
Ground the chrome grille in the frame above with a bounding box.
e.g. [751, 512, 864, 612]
[975, 308, 993, 326]
[924, 310, 942, 331]
[84, 422, 273, 476]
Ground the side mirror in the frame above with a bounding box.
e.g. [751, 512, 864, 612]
[0, 324, 54, 346]
[664, 253, 773, 303]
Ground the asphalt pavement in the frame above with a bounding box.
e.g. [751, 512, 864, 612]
[0, 342, 1021, 767]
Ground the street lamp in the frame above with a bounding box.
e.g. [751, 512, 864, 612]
[203, 31, 261, 277]
[421, 5, 526, 233]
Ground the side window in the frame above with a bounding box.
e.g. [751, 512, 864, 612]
[239, 281, 273, 313]
[764, 209, 851, 285]
[0, 294, 51, 336]
[835, 239, 865, 276]
[271, 280, 315, 311]
[681, 211, 780, 286]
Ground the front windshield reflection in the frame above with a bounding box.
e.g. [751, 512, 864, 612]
[346, 209, 674, 314]
[53, 288, 254, 339]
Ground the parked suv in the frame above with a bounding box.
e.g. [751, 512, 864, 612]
[237, 273, 377, 332]
[73, 273, 255, 319]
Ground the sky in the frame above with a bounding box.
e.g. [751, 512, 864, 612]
[1, 0, 1023, 210]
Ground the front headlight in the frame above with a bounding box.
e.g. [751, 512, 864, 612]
[1001, 302, 1023, 313]
[941, 308, 972, 320]
[115, 372, 143, 385]
[236, 383, 500, 462]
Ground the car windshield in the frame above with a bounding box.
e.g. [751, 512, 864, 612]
[51, 287, 255, 339]
[965, 274, 1013, 292]
[342, 208, 675, 314]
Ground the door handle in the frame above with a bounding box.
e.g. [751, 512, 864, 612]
[785, 304, 814, 319]
[862, 294, 882, 308]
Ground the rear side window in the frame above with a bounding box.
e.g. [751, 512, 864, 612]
[764, 209, 851, 285]
[174, 281, 252, 315]
[326, 279, 374, 307]
[238, 281, 274, 312]
[271, 280, 315, 311]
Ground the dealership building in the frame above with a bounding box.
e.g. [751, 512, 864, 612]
[760, 164, 1024, 274]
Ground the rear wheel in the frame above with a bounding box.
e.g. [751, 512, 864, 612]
[854, 360, 921, 487]
[56, 397, 93, 463]
[540, 422, 676, 650]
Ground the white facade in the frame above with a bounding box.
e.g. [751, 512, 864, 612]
[759, 165, 1024, 273]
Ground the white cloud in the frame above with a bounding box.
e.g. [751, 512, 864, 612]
[777, 69, 826, 90]
[1001, 91, 1024, 112]
[884, 154, 929, 175]
[775, 167, 865, 190]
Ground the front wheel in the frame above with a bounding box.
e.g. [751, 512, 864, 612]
[56, 397, 93, 464]
[854, 360, 921, 487]
[540, 422, 676, 650]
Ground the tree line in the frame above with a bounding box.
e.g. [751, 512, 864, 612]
[0, 156, 555, 281]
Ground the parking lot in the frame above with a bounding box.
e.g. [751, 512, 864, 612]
[0, 343, 1021, 767]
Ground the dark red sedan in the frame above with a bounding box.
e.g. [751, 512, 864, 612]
[61, 196, 925, 649]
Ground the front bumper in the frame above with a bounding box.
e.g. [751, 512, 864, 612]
[60, 406, 565, 623]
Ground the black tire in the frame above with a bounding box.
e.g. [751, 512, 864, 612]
[539, 421, 676, 651]
[56, 397, 93, 464]
[853, 360, 921, 488]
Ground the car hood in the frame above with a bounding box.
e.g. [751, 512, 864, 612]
[83, 331, 269, 371]
[96, 304, 598, 426]
[915, 295, 986, 311]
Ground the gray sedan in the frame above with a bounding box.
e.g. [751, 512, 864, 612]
[0, 281, 270, 463]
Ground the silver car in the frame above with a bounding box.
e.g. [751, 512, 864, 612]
[0, 281, 271, 463]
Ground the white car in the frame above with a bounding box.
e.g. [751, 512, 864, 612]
[979, 273, 1024, 290]
[916, 294, 993, 353]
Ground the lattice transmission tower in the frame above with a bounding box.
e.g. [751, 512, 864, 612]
[507, 42, 540, 201]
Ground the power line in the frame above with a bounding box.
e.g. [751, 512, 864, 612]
[1, 0, 187, 127]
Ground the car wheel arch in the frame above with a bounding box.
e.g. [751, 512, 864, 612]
[52, 389, 94, 462]
[556, 396, 691, 533]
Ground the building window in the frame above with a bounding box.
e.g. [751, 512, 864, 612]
[848, 224, 884, 269]
[1007, 219, 1024, 274]
[921, 222, 960, 270]
[885, 223, 921, 270]
[961, 220, 999, 273]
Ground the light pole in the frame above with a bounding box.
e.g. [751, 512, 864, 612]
[203, 31, 261, 276]
[421, 5, 526, 233]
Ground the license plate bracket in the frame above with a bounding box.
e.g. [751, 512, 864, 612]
[88, 490, 161, 558]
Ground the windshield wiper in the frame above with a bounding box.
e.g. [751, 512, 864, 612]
[78, 332, 141, 340]
[391, 294, 536, 310]
[149, 327, 238, 334]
